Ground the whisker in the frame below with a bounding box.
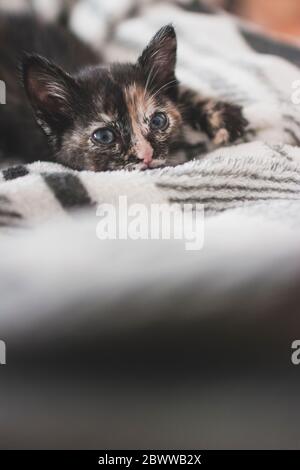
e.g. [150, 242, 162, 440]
[144, 63, 156, 99]
[148, 66, 160, 94]
[151, 79, 178, 99]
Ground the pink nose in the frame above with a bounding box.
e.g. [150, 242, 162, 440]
[137, 142, 153, 166]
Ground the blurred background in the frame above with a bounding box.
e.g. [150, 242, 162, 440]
[219, 0, 300, 43]
[0, 0, 300, 44]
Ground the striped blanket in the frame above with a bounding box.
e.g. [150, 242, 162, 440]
[1, 0, 300, 225]
[2, 141, 300, 227]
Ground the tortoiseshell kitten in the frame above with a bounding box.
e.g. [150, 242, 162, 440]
[0, 15, 248, 171]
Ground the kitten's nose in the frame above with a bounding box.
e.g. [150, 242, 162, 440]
[136, 140, 153, 166]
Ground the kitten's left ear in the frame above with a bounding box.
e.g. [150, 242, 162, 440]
[138, 24, 177, 90]
[22, 54, 78, 138]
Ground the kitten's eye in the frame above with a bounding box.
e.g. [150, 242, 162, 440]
[150, 112, 168, 131]
[92, 128, 115, 145]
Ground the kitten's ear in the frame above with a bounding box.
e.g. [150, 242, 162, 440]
[138, 24, 177, 89]
[22, 54, 77, 135]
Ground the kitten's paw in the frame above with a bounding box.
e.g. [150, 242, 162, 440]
[204, 101, 248, 145]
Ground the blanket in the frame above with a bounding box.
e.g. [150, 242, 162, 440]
[2, 141, 300, 227]
[1, 0, 300, 450]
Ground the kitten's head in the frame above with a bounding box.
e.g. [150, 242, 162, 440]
[22, 25, 183, 171]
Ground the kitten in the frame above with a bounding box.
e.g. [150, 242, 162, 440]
[0, 15, 248, 171]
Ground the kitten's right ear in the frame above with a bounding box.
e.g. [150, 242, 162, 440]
[22, 54, 77, 136]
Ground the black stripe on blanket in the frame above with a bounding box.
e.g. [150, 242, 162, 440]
[0, 208, 22, 219]
[0, 195, 22, 227]
[2, 165, 29, 181]
[240, 28, 300, 67]
[43, 172, 93, 209]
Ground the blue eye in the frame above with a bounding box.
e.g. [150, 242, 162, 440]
[150, 112, 168, 131]
[92, 128, 115, 145]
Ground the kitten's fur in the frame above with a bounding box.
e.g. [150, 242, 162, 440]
[0, 15, 247, 171]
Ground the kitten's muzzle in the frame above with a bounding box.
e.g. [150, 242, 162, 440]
[135, 139, 153, 166]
